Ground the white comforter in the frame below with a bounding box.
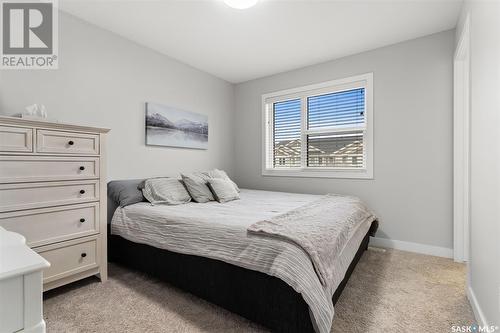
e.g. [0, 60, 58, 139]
[111, 189, 372, 333]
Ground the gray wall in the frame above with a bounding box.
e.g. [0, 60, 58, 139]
[0, 13, 235, 181]
[457, 2, 500, 326]
[234, 30, 455, 249]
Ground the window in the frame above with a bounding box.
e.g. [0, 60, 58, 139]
[262, 73, 373, 179]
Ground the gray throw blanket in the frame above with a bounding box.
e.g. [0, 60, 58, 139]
[248, 194, 375, 286]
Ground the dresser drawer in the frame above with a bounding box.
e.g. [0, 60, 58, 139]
[36, 237, 98, 284]
[36, 129, 99, 155]
[0, 125, 33, 153]
[0, 203, 99, 247]
[0, 180, 99, 212]
[0, 156, 99, 183]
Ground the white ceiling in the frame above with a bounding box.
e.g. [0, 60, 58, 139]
[60, 0, 463, 83]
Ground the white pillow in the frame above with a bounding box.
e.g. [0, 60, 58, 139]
[207, 178, 240, 203]
[142, 178, 191, 205]
[202, 169, 240, 193]
[181, 173, 215, 203]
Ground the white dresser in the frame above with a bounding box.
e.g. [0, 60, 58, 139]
[0, 226, 50, 333]
[0, 116, 110, 291]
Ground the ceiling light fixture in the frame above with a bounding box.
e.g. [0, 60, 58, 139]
[224, 0, 258, 10]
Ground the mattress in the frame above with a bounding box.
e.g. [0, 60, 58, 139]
[111, 189, 372, 333]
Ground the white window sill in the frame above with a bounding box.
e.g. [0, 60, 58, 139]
[262, 168, 373, 179]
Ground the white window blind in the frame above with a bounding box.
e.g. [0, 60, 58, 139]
[306, 88, 365, 168]
[273, 99, 301, 168]
[263, 73, 373, 179]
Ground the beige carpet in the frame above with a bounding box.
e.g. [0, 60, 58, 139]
[43, 248, 475, 333]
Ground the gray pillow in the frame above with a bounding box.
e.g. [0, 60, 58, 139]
[201, 169, 240, 192]
[207, 178, 240, 203]
[108, 179, 146, 207]
[181, 173, 215, 203]
[137, 176, 167, 190]
[142, 178, 191, 205]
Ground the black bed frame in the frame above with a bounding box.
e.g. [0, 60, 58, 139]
[108, 197, 378, 333]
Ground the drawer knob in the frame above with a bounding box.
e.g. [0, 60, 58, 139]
[81, 253, 87, 258]
[79, 166, 85, 171]
[80, 218, 86, 223]
[68, 140, 74, 146]
[80, 189, 85, 194]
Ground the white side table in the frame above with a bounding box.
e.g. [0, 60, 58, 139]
[0, 226, 50, 333]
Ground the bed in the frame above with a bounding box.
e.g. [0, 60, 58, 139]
[107, 182, 378, 333]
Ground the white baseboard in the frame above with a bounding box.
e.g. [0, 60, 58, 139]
[467, 285, 489, 327]
[369, 236, 453, 258]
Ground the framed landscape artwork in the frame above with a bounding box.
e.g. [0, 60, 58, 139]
[145, 102, 208, 149]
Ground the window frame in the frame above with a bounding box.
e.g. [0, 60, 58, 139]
[261, 73, 373, 179]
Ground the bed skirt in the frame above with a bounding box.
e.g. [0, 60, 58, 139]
[108, 220, 377, 333]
